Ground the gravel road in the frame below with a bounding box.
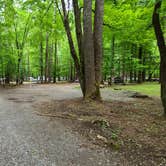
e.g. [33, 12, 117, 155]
[0, 84, 129, 166]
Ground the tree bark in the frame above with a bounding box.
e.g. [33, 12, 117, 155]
[45, 33, 49, 83]
[40, 30, 43, 83]
[110, 36, 115, 82]
[83, 0, 96, 99]
[138, 46, 143, 83]
[58, 0, 104, 100]
[94, 0, 104, 99]
[16, 58, 21, 85]
[60, 0, 83, 90]
[72, 0, 85, 94]
[48, 43, 53, 83]
[153, 0, 166, 115]
[142, 56, 146, 82]
[53, 41, 57, 83]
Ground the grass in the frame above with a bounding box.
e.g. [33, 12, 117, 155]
[74, 82, 160, 97]
[111, 82, 160, 97]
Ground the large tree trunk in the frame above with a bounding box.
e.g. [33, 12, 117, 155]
[58, 0, 104, 100]
[153, 0, 166, 115]
[83, 0, 96, 99]
[94, 0, 104, 99]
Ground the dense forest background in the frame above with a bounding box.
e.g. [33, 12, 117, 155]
[0, 0, 165, 84]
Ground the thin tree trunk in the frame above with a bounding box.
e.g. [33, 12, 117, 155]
[48, 43, 53, 83]
[28, 51, 30, 81]
[130, 45, 134, 83]
[122, 49, 125, 83]
[142, 56, 146, 82]
[70, 59, 73, 82]
[138, 46, 143, 83]
[110, 36, 115, 82]
[40, 31, 43, 83]
[45, 33, 49, 83]
[60, 0, 83, 90]
[16, 57, 21, 85]
[53, 41, 57, 83]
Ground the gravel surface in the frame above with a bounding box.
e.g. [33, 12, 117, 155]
[0, 84, 130, 166]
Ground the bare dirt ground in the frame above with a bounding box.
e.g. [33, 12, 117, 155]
[0, 83, 166, 166]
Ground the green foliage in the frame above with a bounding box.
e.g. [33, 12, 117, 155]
[0, 0, 163, 83]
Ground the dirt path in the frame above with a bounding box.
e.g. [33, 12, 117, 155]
[0, 84, 131, 166]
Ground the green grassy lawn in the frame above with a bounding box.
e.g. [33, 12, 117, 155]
[112, 82, 160, 97]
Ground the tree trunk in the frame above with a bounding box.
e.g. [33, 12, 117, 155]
[153, 0, 166, 115]
[53, 2, 57, 83]
[27, 51, 30, 81]
[40, 32, 43, 83]
[93, 0, 104, 99]
[53, 41, 57, 83]
[1, 58, 5, 85]
[16, 57, 21, 85]
[134, 71, 137, 82]
[70, 59, 74, 82]
[130, 45, 134, 83]
[58, 0, 104, 100]
[48, 43, 53, 83]
[5, 62, 10, 84]
[122, 50, 125, 83]
[72, 0, 85, 94]
[45, 33, 49, 83]
[60, 0, 82, 89]
[142, 56, 146, 82]
[138, 46, 143, 83]
[110, 36, 115, 82]
[83, 0, 96, 99]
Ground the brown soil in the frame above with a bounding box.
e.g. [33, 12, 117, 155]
[36, 97, 166, 166]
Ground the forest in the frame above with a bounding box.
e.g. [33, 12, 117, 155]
[0, 0, 166, 165]
[1, 0, 166, 111]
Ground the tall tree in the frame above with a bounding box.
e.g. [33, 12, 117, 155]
[153, 0, 166, 115]
[93, 0, 105, 99]
[57, 0, 104, 100]
[83, 0, 96, 98]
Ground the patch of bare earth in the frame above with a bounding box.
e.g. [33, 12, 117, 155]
[35, 97, 166, 166]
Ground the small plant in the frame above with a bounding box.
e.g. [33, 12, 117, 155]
[111, 132, 119, 141]
[92, 119, 110, 128]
